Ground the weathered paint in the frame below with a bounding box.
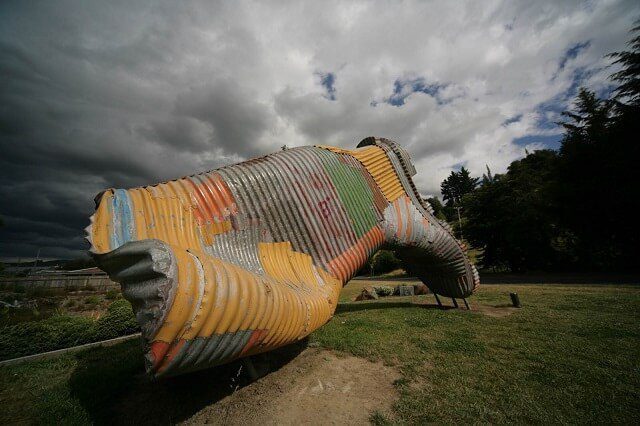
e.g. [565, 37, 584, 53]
[87, 138, 479, 378]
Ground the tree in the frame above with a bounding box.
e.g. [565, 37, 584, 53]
[0, 216, 3, 272]
[425, 196, 447, 221]
[554, 24, 640, 270]
[369, 250, 401, 276]
[608, 22, 640, 108]
[452, 22, 640, 272]
[482, 165, 494, 185]
[440, 167, 479, 207]
[440, 167, 479, 238]
[464, 150, 563, 272]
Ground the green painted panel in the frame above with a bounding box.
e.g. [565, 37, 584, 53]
[319, 151, 378, 238]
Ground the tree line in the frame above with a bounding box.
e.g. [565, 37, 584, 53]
[430, 24, 640, 273]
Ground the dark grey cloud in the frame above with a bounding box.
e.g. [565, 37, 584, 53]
[175, 80, 273, 157]
[0, 0, 637, 260]
[0, 1, 270, 259]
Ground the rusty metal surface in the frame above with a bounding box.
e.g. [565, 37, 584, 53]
[87, 138, 479, 377]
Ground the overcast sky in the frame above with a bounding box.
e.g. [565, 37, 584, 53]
[1, 0, 638, 260]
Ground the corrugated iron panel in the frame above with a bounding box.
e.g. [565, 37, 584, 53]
[321, 153, 378, 238]
[316, 145, 405, 202]
[103, 240, 343, 377]
[383, 196, 473, 297]
[203, 227, 268, 275]
[88, 138, 480, 378]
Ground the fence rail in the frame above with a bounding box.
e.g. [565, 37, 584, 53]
[0, 275, 119, 293]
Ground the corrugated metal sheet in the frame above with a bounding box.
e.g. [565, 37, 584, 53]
[88, 139, 479, 378]
[384, 196, 474, 297]
[316, 144, 405, 202]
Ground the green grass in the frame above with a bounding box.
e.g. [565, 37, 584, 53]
[0, 283, 638, 424]
[312, 283, 640, 424]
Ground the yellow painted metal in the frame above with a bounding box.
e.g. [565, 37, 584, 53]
[316, 145, 405, 202]
[90, 182, 223, 254]
[154, 247, 198, 343]
[88, 141, 479, 377]
[145, 242, 341, 365]
[90, 189, 114, 254]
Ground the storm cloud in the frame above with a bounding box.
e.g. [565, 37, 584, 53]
[1, 0, 638, 259]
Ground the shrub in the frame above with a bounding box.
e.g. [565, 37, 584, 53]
[105, 289, 120, 300]
[373, 286, 394, 297]
[84, 296, 100, 305]
[369, 250, 402, 275]
[93, 299, 138, 341]
[0, 299, 139, 361]
[0, 315, 95, 360]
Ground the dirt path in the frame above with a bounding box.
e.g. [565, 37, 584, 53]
[183, 348, 400, 425]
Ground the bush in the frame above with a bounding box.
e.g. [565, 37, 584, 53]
[0, 315, 95, 360]
[373, 286, 394, 297]
[369, 250, 402, 275]
[93, 299, 138, 341]
[0, 299, 139, 361]
[84, 296, 100, 306]
[105, 289, 120, 300]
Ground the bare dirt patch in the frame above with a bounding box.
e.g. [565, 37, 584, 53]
[183, 348, 400, 426]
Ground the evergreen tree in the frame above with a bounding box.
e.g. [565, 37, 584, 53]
[440, 167, 479, 207]
[426, 196, 448, 221]
[608, 22, 640, 108]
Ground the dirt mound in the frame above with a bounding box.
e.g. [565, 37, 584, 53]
[183, 348, 400, 425]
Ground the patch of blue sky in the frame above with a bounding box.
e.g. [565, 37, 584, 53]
[502, 114, 523, 126]
[316, 71, 336, 100]
[513, 134, 563, 150]
[558, 40, 591, 72]
[385, 77, 449, 106]
[537, 65, 601, 131]
[450, 161, 467, 171]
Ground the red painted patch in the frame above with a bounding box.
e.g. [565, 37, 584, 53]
[240, 329, 268, 357]
[150, 340, 170, 369]
[187, 172, 237, 226]
[327, 225, 384, 282]
[156, 339, 186, 373]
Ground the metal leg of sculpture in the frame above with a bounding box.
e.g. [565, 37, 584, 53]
[452, 298, 459, 308]
[463, 298, 470, 310]
[434, 293, 443, 309]
[242, 357, 260, 381]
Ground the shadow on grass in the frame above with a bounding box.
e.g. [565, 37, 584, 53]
[335, 301, 458, 314]
[69, 338, 308, 425]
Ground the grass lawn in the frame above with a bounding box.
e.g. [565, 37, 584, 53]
[0, 282, 638, 424]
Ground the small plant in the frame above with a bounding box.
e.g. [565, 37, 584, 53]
[105, 289, 120, 300]
[373, 286, 394, 297]
[84, 295, 100, 306]
[93, 299, 139, 340]
[370, 411, 392, 426]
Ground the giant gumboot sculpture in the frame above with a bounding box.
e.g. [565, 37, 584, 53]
[87, 137, 479, 378]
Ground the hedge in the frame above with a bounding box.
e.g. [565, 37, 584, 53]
[0, 299, 139, 361]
